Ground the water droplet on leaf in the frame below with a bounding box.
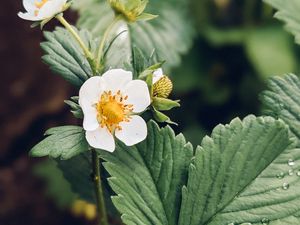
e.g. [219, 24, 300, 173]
[288, 159, 295, 166]
[282, 182, 289, 190]
[261, 218, 269, 224]
[276, 172, 285, 179]
[288, 169, 294, 176]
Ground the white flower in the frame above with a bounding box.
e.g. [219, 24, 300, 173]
[79, 69, 151, 152]
[153, 68, 164, 84]
[18, 0, 67, 21]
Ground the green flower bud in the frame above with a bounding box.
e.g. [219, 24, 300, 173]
[153, 75, 173, 98]
[108, 0, 157, 22]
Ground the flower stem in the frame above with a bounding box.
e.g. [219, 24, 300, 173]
[96, 15, 122, 71]
[91, 148, 109, 225]
[56, 15, 97, 74]
[56, 15, 92, 58]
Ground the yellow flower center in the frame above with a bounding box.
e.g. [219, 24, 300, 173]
[96, 90, 133, 133]
[34, 0, 48, 16]
[35, 0, 48, 8]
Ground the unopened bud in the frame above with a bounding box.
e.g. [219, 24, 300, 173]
[153, 76, 173, 98]
[108, 0, 156, 22]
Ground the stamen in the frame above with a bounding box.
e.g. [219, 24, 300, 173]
[96, 90, 133, 133]
[35, 0, 47, 8]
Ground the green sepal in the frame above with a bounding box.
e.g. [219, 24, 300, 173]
[152, 97, 180, 111]
[136, 13, 158, 21]
[40, 17, 52, 29]
[38, 2, 72, 29]
[30, 22, 40, 28]
[138, 61, 165, 80]
[146, 72, 154, 96]
[152, 107, 178, 125]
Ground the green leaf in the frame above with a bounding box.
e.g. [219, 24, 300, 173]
[33, 159, 77, 208]
[270, 217, 300, 225]
[244, 26, 297, 80]
[99, 121, 193, 225]
[56, 153, 122, 219]
[41, 27, 96, 86]
[72, 0, 195, 71]
[30, 126, 88, 160]
[261, 74, 300, 142]
[264, 0, 300, 45]
[57, 153, 94, 202]
[179, 115, 297, 225]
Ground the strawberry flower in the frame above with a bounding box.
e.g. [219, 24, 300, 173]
[79, 69, 151, 152]
[18, 0, 68, 21]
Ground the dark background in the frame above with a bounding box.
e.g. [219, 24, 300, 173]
[0, 1, 83, 225]
[1, 0, 299, 225]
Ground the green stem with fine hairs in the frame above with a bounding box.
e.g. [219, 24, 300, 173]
[95, 15, 123, 72]
[56, 14, 97, 74]
[91, 148, 109, 225]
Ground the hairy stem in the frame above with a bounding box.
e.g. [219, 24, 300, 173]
[91, 148, 109, 225]
[56, 15, 92, 58]
[96, 15, 123, 71]
[56, 15, 97, 74]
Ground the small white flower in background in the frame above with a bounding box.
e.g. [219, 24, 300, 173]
[153, 68, 164, 84]
[79, 69, 151, 152]
[18, 0, 67, 21]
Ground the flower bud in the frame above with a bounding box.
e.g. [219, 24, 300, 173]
[108, 0, 157, 22]
[153, 75, 173, 98]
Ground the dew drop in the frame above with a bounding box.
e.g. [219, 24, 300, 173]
[276, 172, 285, 179]
[288, 169, 294, 176]
[227, 223, 235, 225]
[261, 218, 270, 224]
[288, 159, 295, 166]
[282, 182, 290, 190]
[297, 170, 300, 176]
[241, 223, 252, 225]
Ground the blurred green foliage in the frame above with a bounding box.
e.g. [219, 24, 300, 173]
[171, 0, 300, 144]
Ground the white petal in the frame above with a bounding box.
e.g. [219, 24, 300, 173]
[101, 69, 132, 93]
[18, 12, 42, 21]
[86, 127, 115, 152]
[38, 0, 66, 19]
[23, 0, 35, 11]
[123, 80, 150, 113]
[115, 115, 147, 146]
[153, 68, 164, 84]
[82, 107, 99, 131]
[79, 76, 105, 110]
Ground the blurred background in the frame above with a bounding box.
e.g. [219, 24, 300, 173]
[1, 0, 299, 224]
